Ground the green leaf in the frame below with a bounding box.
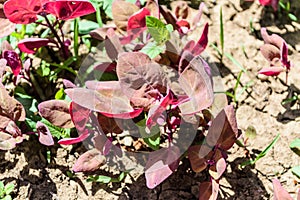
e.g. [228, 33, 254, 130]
[87, 171, 129, 183]
[55, 88, 66, 100]
[0, 181, 4, 190]
[41, 118, 71, 139]
[144, 132, 160, 150]
[290, 138, 300, 156]
[245, 125, 257, 140]
[220, 7, 224, 54]
[240, 134, 280, 167]
[4, 183, 14, 195]
[146, 16, 170, 44]
[291, 166, 300, 178]
[288, 13, 298, 21]
[37, 61, 51, 77]
[2, 195, 12, 200]
[140, 42, 165, 59]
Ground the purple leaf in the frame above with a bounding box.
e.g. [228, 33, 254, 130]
[18, 38, 50, 54]
[105, 28, 124, 61]
[199, 179, 219, 200]
[178, 56, 213, 115]
[2, 50, 22, 76]
[4, 0, 47, 24]
[260, 44, 280, 62]
[73, 148, 106, 172]
[206, 105, 239, 150]
[281, 42, 290, 70]
[97, 113, 123, 134]
[208, 149, 226, 180]
[36, 121, 54, 146]
[38, 100, 74, 129]
[44, 0, 96, 20]
[58, 130, 89, 145]
[66, 81, 141, 119]
[145, 146, 180, 189]
[192, 2, 205, 28]
[272, 179, 293, 200]
[0, 131, 16, 150]
[188, 145, 213, 173]
[116, 52, 167, 108]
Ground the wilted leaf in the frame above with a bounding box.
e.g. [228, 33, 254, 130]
[44, 0, 96, 20]
[4, 0, 47, 24]
[38, 100, 74, 129]
[145, 146, 180, 189]
[0, 83, 26, 126]
[112, 0, 139, 31]
[36, 121, 54, 146]
[272, 179, 293, 200]
[178, 56, 213, 115]
[73, 149, 106, 172]
[18, 38, 50, 54]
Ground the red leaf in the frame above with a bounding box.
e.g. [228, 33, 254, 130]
[4, 0, 47, 24]
[58, 130, 89, 145]
[178, 56, 213, 115]
[145, 146, 180, 189]
[44, 0, 96, 20]
[206, 105, 239, 150]
[73, 149, 106, 172]
[272, 179, 293, 200]
[2, 50, 22, 76]
[260, 44, 280, 62]
[69, 102, 90, 131]
[36, 121, 54, 146]
[105, 28, 124, 60]
[127, 8, 151, 31]
[191, 22, 209, 56]
[281, 42, 290, 70]
[38, 100, 74, 129]
[18, 38, 50, 54]
[258, 67, 284, 76]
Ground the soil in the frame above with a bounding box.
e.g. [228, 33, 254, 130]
[1, 0, 300, 199]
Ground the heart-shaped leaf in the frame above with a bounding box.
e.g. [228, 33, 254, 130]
[73, 148, 106, 172]
[127, 8, 150, 31]
[38, 100, 74, 129]
[188, 144, 213, 173]
[58, 130, 89, 145]
[36, 121, 54, 146]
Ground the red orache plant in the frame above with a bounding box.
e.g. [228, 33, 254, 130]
[258, 27, 292, 82]
[247, 0, 279, 11]
[3, 0, 96, 58]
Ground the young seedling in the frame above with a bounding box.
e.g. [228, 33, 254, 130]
[0, 181, 14, 200]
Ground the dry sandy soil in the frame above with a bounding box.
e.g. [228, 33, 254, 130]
[0, 0, 299, 199]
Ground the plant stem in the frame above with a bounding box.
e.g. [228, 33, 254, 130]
[29, 72, 46, 101]
[95, 5, 103, 27]
[44, 16, 68, 59]
[74, 18, 79, 58]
